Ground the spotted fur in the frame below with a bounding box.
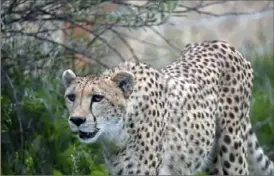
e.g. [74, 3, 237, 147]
[62, 40, 274, 175]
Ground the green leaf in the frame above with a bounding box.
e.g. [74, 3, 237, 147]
[53, 169, 63, 176]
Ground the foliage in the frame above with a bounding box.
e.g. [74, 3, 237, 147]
[2, 0, 271, 70]
[1, 71, 107, 175]
[250, 54, 274, 160]
[1, 0, 181, 68]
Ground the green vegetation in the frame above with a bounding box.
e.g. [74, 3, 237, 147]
[1, 53, 274, 175]
[1, 72, 107, 175]
[250, 54, 274, 159]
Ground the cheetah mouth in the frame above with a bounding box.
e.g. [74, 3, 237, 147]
[78, 128, 99, 139]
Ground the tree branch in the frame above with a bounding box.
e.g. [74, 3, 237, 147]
[110, 28, 139, 61]
[150, 27, 181, 53]
[7, 30, 110, 68]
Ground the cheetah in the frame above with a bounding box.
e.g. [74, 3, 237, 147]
[62, 40, 274, 175]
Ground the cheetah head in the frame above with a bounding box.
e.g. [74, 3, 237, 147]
[62, 69, 133, 146]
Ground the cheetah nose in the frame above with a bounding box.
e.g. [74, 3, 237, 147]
[70, 117, 86, 126]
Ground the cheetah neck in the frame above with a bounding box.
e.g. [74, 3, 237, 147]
[101, 61, 167, 175]
[100, 119, 130, 154]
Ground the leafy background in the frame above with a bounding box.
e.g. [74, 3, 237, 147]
[1, 0, 274, 175]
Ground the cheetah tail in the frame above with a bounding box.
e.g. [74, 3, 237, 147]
[247, 122, 274, 175]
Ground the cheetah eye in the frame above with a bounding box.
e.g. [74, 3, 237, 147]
[92, 94, 104, 102]
[67, 94, 76, 102]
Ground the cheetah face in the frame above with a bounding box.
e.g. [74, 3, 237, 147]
[62, 69, 133, 144]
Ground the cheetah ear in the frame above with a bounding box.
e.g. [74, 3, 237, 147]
[62, 69, 76, 88]
[111, 72, 134, 98]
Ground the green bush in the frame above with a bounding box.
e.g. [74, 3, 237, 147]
[250, 54, 274, 160]
[1, 73, 107, 175]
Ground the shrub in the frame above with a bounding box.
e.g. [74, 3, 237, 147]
[1, 72, 107, 175]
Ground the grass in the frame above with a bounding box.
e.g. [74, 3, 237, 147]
[250, 54, 274, 159]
